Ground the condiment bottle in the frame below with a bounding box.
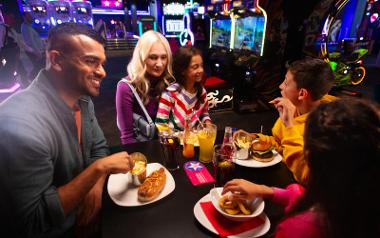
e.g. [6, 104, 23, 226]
[182, 117, 195, 158]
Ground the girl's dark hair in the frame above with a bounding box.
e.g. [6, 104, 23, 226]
[172, 46, 204, 104]
[287, 98, 380, 238]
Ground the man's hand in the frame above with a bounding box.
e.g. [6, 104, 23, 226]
[269, 97, 296, 127]
[98, 151, 134, 175]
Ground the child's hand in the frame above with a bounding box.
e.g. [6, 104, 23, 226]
[270, 97, 296, 127]
[222, 179, 274, 201]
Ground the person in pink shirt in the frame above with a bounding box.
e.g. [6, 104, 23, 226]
[223, 98, 380, 238]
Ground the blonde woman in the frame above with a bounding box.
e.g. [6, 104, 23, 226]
[116, 31, 174, 144]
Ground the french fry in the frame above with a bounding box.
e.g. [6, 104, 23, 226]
[237, 201, 252, 215]
[225, 208, 240, 215]
[219, 196, 237, 209]
[219, 196, 253, 215]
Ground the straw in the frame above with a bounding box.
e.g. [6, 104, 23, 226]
[260, 125, 263, 134]
[191, 108, 204, 129]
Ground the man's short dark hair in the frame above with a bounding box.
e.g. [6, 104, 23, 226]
[46, 22, 104, 52]
[288, 58, 334, 100]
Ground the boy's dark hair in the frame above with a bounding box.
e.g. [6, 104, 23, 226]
[46, 22, 104, 52]
[288, 58, 334, 100]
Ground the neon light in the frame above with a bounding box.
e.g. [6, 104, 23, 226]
[256, 0, 267, 56]
[209, 18, 213, 48]
[230, 16, 235, 49]
[163, 3, 186, 15]
[92, 8, 150, 16]
[0, 83, 21, 94]
[370, 13, 378, 23]
[139, 23, 143, 36]
[179, 13, 194, 46]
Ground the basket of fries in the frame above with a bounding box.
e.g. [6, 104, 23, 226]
[209, 187, 265, 222]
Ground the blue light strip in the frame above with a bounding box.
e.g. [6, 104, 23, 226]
[92, 8, 150, 16]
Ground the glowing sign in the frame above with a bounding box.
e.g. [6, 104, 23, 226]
[163, 3, 185, 15]
[179, 13, 194, 46]
[370, 13, 379, 23]
[198, 6, 205, 14]
[101, 0, 123, 9]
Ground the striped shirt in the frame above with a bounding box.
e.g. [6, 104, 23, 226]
[156, 83, 211, 130]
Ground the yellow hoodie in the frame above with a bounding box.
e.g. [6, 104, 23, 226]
[258, 95, 335, 184]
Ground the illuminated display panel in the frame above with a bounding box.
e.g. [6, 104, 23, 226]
[211, 19, 231, 48]
[233, 15, 265, 54]
[165, 19, 184, 33]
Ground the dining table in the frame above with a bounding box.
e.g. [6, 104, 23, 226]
[102, 136, 296, 238]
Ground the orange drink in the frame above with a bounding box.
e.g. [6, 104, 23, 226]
[183, 143, 195, 158]
[197, 123, 217, 163]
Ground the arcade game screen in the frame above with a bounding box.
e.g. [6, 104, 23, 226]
[211, 19, 232, 48]
[233, 16, 265, 54]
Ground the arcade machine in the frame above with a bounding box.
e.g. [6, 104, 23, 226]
[138, 15, 157, 36]
[230, 0, 267, 111]
[71, 0, 94, 27]
[321, 0, 368, 87]
[203, 1, 235, 111]
[161, 1, 186, 38]
[207, 0, 234, 81]
[27, 0, 50, 38]
[47, 0, 72, 26]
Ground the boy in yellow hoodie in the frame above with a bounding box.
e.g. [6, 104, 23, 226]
[239, 58, 335, 184]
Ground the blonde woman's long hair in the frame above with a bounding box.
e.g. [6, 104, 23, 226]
[126, 30, 174, 104]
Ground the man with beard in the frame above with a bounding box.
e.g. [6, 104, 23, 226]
[0, 23, 133, 237]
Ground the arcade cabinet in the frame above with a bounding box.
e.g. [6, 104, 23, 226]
[47, 0, 72, 26]
[28, 0, 50, 38]
[207, 2, 234, 82]
[71, 0, 94, 27]
[230, 0, 267, 111]
[138, 15, 157, 36]
[161, 1, 186, 38]
[203, 2, 235, 111]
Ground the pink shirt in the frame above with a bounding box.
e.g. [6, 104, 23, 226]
[272, 184, 324, 238]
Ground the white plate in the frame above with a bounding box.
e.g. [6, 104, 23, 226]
[194, 194, 271, 238]
[234, 150, 282, 168]
[107, 163, 175, 206]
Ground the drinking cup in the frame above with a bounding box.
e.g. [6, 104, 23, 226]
[213, 144, 236, 187]
[130, 152, 147, 186]
[197, 123, 217, 163]
[183, 130, 197, 158]
[159, 131, 180, 171]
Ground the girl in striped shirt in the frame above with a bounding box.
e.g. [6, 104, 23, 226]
[156, 46, 211, 130]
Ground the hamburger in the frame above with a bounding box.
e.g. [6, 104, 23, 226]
[250, 140, 274, 162]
